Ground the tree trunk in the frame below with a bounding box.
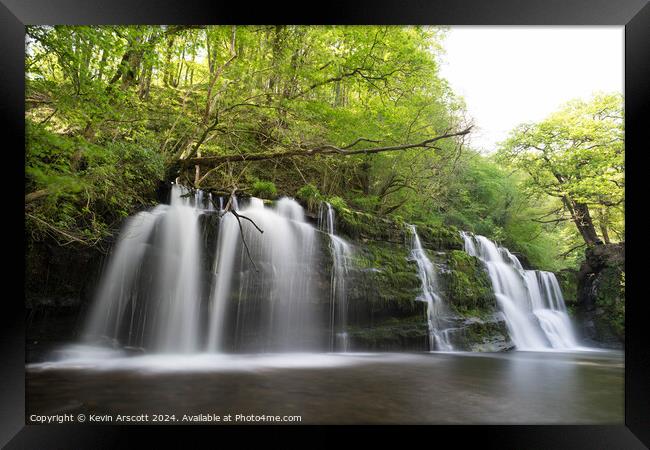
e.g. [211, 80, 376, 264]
[600, 222, 611, 245]
[163, 35, 175, 86]
[597, 209, 612, 244]
[564, 197, 602, 246]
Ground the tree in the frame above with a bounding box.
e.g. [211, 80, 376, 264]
[23, 25, 468, 245]
[497, 93, 624, 247]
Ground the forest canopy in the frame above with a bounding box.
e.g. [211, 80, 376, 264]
[25, 25, 623, 271]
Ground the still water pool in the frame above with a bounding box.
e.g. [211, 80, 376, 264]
[27, 348, 623, 424]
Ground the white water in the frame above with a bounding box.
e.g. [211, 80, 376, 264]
[206, 211, 240, 351]
[207, 196, 322, 352]
[460, 232, 580, 351]
[82, 183, 579, 356]
[407, 225, 453, 351]
[29, 345, 365, 373]
[86, 185, 325, 353]
[84, 183, 204, 353]
[319, 202, 353, 352]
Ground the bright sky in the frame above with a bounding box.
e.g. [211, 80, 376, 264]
[438, 26, 624, 152]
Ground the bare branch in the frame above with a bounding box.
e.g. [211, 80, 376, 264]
[342, 137, 381, 149]
[219, 186, 264, 271]
[25, 189, 49, 204]
[231, 209, 264, 234]
[184, 127, 473, 167]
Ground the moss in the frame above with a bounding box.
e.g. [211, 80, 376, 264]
[441, 250, 495, 311]
[333, 203, 397, 242]
[412, 222, 464, 251]
[330, 202, 463, 251]
[451, 306, 492, 320]
[556, 269, 578, 311]
[595, 266, 625, 339]
[352, 241, 421, 305]
[346, 315, 428, 349]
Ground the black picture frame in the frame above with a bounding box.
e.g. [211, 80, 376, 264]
[3, 1, 648, 447]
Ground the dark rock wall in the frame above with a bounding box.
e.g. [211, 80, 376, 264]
[575, 243, 625, 348]
[26, 200, 516, 353]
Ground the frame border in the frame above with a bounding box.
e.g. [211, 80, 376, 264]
[3, 0, 648, 447]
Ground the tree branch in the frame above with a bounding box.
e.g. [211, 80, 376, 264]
[184, 127, 472, 167]
[219, 187, 264, 271]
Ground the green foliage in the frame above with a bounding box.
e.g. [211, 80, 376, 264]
[295, 183, 322, 212]
[25, 121, 164, 247]
[326, 196, 348, 212]
[24, 25, 623, 280]
[25, 25, 467, 244]
[250, 180, 277, 199]
[296, 183, 321, 201]
[498, 93, 624, 255]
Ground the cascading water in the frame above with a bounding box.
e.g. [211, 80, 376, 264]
[85, 184, 326, 353]
[460, 231, 580, 351]
[84, 183, 204, 353]
[407, 225, 453, 351]
[318, 202, 353, 352]
[87, 183, 577, 356]
[207, 196, 323, 352]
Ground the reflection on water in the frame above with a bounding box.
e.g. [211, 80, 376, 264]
[26, 348, 623, 424]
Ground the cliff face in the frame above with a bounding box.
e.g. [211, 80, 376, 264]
[332, 206, 511, 352]
[25, 201, 515, 354]
[575, 243, 625, 348]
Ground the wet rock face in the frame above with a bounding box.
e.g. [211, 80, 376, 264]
[338, 230, 510, 352]
[437, 250, 495, 312]
[26, 204, 514, 353]
[576, 243, 625, 348]
[446, 315, 514, 352]
[26, 239, 105, 309]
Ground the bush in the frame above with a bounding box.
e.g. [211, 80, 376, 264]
[25, 121, 164, 247]
[250, 180, 277, 199]
[296, 183, 322, 212]
[327, 195, 348, 211]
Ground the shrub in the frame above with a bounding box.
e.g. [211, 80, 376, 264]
[250, 180, 277, 199]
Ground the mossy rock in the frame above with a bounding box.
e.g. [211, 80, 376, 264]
[440, 250, 495, 311]
[594, 266, 625, 339]
[331, 203, 462, 251]
[411, 222, 463, 251]
[346, 315, 429, 351]
[334, 204, 404, 243]
[556, 268, 578, 313]
[445, 316, 513, 351]
[348, 240, 421, 307]
[576, 243, 624, 346]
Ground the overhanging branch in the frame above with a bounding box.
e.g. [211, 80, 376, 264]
[183, 126, 472, 167]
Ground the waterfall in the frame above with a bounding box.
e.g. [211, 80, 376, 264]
[207, 196, 323, 352]
[84, 183, 204, 352]
[318, 202, 353, 352]
[206, 211, 239, 351]
[407, 225, 453, 351]
[460, 232, 579, 350]
[85, 185, 326, 353]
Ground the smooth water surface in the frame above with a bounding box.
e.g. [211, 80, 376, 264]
[27, 348, 622, 424]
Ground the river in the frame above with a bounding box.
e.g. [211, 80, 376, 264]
[27, 348, 622, 424]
